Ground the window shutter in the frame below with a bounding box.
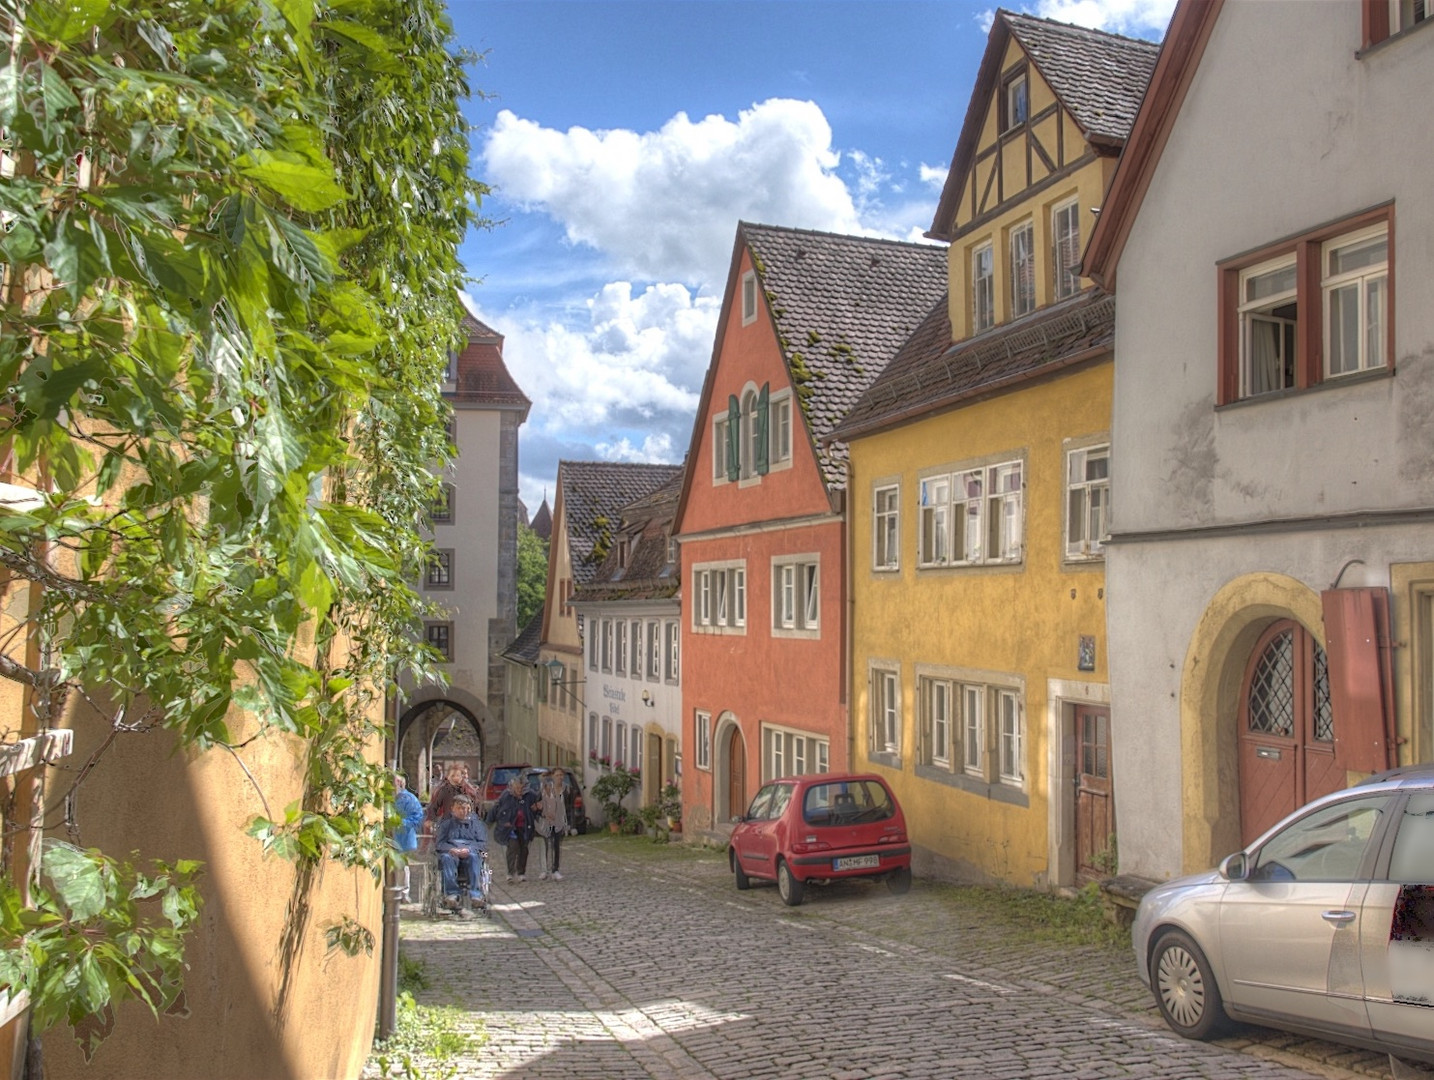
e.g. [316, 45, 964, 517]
[1320, 587, 1395, 775]
[726, 395, 740, 481]
[755, 383, 770, 475]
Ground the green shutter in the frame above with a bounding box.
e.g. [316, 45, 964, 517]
[755, 383, 770, 475]
[726, 395, 741, 481]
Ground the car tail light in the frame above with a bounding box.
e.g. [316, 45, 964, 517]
[877, 833, 906, 844]
[574, 796, 583, 809]
[792, 837, 831, 854]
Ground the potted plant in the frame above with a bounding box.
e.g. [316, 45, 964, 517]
[590, 765, 638, 832]
[659, 780, 682, 830]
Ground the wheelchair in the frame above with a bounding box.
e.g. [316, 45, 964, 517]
[421, 846, 493, 920]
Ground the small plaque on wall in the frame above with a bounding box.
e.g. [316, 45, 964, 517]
[1078, 635, 1096, 672]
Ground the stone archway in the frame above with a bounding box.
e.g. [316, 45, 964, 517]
[1179, 572, 1325, 872]
[396, 685, 492, 797]
[712, 711, 743, 827]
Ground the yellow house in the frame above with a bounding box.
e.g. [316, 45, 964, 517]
[830, 11, 1158, 889]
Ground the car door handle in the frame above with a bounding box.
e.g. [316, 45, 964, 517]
[1321, 909, 1357, 925]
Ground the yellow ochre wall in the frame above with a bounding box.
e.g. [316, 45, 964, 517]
[847, 359, 1112, 888]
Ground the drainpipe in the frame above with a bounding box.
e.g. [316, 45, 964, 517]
[377, 869, 403, 1039]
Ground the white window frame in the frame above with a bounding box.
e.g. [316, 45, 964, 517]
[987, 461, 1024, 563]
[1065, 441, 1110, 560]
[588, 627, 598, 670]
[693, 562, 746, 633]
[918, 475, 951, 567]
[1052, 198, 1081, 301]
[601, 716, 612, 760]
[741, 269, 758, 325]
[1004, 70, 1029, 131]
[919, 458, 1024, 568]
[588, 713, 599, 758]
[971, 242, 994, 333]
[600, 619, 613, 672]
[630, 619, 643, 676]
[771, 555, 820, 637]
[615, 620, 628, 675]
[615, 721, 627, 769]
[631, 727, 642, 774]
[1322, 224, 1388, 379]
[666, 620, 679, 681]
[763, 722, 829, 783]
[1009, 219, 1036, 318]
[713, 414, 730, 483]
[870, 664, 901, 759]
[873, 483, 900, 571]
[695, 710, 712, 770]
[647, 620, 661, 679]
[1238, 254, 1299, 399]
[770, 393, 793, 468]
[961, 683, 985, 776]
[922, 676, 953, 769]
[997, 687, 1024, 785]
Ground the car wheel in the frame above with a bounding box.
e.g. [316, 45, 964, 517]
[886, 866, 912, 895]
[776, 860, 805, 907]
[731, 850, 751, 891]
[1151, 929, 1227, 1040]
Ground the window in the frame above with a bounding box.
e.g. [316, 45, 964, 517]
[549, 661, 567, 710]
[972, 243, 994, 333]
[961, 684, 984, 774]
[873, 484, 900, 571]
[695, 711, 712, 770]
[740, 385, 770, 480]
[763, 724, 829, 782]
[630, 619, 643, 676]
[616, 620, 628, 674]
[772, 556, 819, 635]
[1323, 226, 1388, 378]
[425, 621, 452, 662]
[601, 619, 613, 672]
[1389, 791, 1434, 882]
[921, 677, 952, 768]
[694, 563, 746, 631]
[919, 459, 1024, 567]
[870, 666, 900, 759]
[1250, 796, 1389, 882]
[426, 549, 454, 589]
[1009, 220, 1036, 318]
[1065, 444, 1110, 559]
[443, 350, 456, 382]
[601, 717, 611, 760]
[647, 621, 661, 678]
[741, 270, 758, 325]
[771, 394, 792, 466]
[997, 688, 1024, 784]
[615, 721, 627, 769]
[430, 483, 455, 525]
[588, 713, 598, 758]
[1002, 69, 1029, 131]
[1052, 199, 1081, 301]
[1364, 0, 1433, 47]
[666, 621, 679, 681]
[1219, 209, 1392, 405]
[631, 727, 642, 774]
[588, 625, 598, 670]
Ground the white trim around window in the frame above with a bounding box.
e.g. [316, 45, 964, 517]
[771, 553, 820, 639]
[873, 481, 900, 572]
[1063, 437, 1110, 562]
[695, 710, 712, 771]
[917, 454, 1025, 569]
[914, 663, 1028, 805]
[868, 661, 901, 765]
[761, 722, 831, 783]
[692, 560, 746, 634]
[741, 270, 758, 325]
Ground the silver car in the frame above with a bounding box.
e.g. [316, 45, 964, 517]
[1132, 765, 1434, 1065]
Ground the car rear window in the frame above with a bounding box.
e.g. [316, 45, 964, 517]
[802, 781, 894, 826]
[489, 767, 524, 789]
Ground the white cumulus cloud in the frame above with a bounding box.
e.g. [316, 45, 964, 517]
[481, 99, 870, 291]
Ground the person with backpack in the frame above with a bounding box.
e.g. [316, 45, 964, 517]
[488, 773, 539, 883]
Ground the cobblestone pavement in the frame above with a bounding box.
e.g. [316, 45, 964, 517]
[375, 835, 1417, 1080]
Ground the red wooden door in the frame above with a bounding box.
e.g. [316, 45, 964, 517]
[1075, 706, 1114, 882]
[1238, 621, 1339, 846]
[727, 726, 746, 822]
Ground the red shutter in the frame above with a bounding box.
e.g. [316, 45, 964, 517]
[1320, 587, 1395, 775]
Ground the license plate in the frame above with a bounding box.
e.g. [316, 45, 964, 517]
[833, 854, 880, 871]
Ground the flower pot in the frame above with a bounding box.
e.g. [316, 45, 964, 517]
[608, 821, 620, 834]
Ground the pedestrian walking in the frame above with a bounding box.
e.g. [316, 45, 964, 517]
[427, 761, 479, 823]
[536, 769, 570, 881]
[489, 773, 539, 883]
[392, 772, 425, 901]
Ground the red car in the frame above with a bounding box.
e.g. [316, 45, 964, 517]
[729, 773, 912, 906]
[478, 763, 530, 815]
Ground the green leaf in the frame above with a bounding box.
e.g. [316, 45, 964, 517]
[25, 0, 113, 44]
[42, 843, 108, 922]
[238, 154, 347, 213]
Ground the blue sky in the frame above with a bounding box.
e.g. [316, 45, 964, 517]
[445, 0, 1173, 514]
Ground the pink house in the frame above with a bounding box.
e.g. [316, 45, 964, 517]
[672, 222, 946, 836]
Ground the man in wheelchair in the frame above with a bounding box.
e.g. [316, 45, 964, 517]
[434, 793, 489, 918]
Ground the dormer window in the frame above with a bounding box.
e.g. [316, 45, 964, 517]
[617, 537, 630, 569]
[1002, 70, 1029, 132]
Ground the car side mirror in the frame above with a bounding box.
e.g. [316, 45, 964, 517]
[1219, 852, 1248, 881]
[732, 814, 745, 824]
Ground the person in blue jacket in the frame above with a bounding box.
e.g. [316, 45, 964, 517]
[392, 772, 426, 902]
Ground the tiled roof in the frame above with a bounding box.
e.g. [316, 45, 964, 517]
[559, 461, 685, 586]
[502, 604, 545, 663]
[834, 288, 1116, 441]
[572, 472, 684, 604]
[530, 498, 552, 542]
[1003, 11, 1160, 144]
[449, 333, 530, 410]
[460, 310, 502, 342]
[742, 223, 948, 490]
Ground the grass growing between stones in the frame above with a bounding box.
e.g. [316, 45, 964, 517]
[931, 880, 1130, 950]
[370, 954, 485, 1080]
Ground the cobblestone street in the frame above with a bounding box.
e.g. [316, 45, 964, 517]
[378, 835, 1410, 1080]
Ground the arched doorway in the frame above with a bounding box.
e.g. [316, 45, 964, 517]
[1238, 619, 1339, 845]
[727, 726, 746, 820]
[713, 714, 746, 826]
[396, 699, 484, 797]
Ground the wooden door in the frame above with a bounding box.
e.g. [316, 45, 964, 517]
[727, 726, 746, 822]
[1238, 620, 1339, 846]
[1075, 706, 1114, 882]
